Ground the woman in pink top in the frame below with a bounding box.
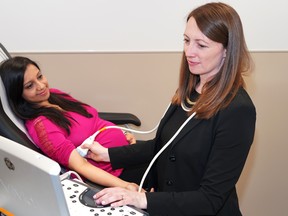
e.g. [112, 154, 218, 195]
[25, 88, 128, 177]
[0, 56, 138, 190]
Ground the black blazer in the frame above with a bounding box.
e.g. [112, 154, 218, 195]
[110, 87, 256, 216]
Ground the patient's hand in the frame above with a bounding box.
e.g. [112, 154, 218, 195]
[125, 182, 140, 192]
[81, 142, 110, 162]
[125, 132, 136, 144]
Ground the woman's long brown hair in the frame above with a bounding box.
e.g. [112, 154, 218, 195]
[172, 2, 253, 119]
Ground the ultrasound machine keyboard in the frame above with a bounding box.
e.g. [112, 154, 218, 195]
[61, 179, 148, 216]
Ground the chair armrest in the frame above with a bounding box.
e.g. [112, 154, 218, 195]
[98, 112, 141, 126]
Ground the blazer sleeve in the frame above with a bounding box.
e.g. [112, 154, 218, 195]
[109, 139, 156, 169]
[108, 105, 175, 170]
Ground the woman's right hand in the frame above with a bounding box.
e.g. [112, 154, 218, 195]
[94, 187, 148, 210]
[81, 141, 110, 162]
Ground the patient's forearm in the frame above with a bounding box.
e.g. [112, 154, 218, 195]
[68, 149, 129, 188]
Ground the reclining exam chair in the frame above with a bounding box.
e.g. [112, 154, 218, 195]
[0, 42, 141, 157]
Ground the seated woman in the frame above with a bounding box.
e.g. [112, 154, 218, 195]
[0, 56, 137, 189]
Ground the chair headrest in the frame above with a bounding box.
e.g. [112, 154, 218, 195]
[0, 77, 30, 137]
[0, 43, 33, 142]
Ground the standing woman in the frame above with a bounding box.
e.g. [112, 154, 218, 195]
[85, 2, 256, 216]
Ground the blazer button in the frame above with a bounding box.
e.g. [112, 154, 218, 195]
[166, 180, 173, 186]
[169, 155, 176, 162]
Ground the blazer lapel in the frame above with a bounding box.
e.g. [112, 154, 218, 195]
[156, 104, 202, 148]
[170, 117, 201, 148]
[156, 104, 177, 135]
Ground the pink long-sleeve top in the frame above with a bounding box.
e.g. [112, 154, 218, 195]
[25, 88, 129, 177]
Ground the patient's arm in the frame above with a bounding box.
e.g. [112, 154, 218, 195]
[68, 149, 138, 190]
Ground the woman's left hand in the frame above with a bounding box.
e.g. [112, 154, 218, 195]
[94, 187, 148, 210]
[125, 132, 136, 144]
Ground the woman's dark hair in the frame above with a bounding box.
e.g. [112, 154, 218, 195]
[0, 56, 92, 134]
[172, 2, 253, 119]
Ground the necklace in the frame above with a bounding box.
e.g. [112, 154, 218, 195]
[181, 95, 197, 112]
[181, 101, 192, 112]
[186, 97, 196, 105]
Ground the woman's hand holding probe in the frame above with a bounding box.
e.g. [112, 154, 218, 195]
[81, 131, 136, 161]
[81, 141, 110, 162]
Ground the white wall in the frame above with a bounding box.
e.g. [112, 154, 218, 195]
[2, 0, 288, 52]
